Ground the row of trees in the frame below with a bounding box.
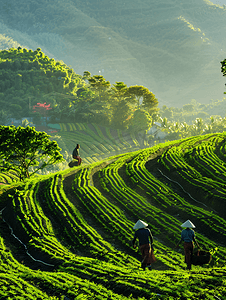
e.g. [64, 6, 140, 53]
[0, 47, 159, 131]
[148, 59, 226, 142]
[0, 55, 226, 182]
[159, 98, 226, 125]
[149, 115, 226, 143]
[2, 46, 226, 136]
[158, 58, 226, 126]
[51, 72, 159, 130]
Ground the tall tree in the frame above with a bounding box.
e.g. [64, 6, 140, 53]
[221, 58, 226, 94]
[111, 101, 131, 129]
[129, 109, 152, 132]
[126, 85, 158, 116]
[88, 75, 111, 102]
[221, 58, 226, 77]
[87, 75, 112, 124]
[126, 85, 149, 108]
[142, 90, 159, 117]
[110, 82, 133, 129]
[0, 126, 64, 181]
[111, 82, 128, 100]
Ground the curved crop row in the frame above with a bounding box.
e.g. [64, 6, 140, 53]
[125, 146, 226, 248]
[184, 135, 226, 184]
[95, 149, 226, 264]
[72, 167, 135, 243]
[1, 132, 226, 299]
[3, 180, 78, 265]
[51, 123, 141, 166]
[41, 173, 136, 266]
[159, 134, 226, 211]
[0, 171, 19, 184]
[69, 156, 185, 269]
[0, 237, 138, 300]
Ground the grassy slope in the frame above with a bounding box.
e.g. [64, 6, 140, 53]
[0, 133, 226, 299]
[1, 0, 226, 105]
[48, 122, 142, 167]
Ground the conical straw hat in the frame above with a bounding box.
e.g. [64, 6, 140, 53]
[181, 220, 195, 228]
[133, 220, 148, 230]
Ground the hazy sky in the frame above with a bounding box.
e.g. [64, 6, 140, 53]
[211, 0, 226, 5]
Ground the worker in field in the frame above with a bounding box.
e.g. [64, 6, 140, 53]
[132, 220, 156, 271]
[72, 144, 82, 166]
[175, 219, 200, 270]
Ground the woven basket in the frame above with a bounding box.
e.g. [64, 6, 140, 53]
[192, 250, 212, 266]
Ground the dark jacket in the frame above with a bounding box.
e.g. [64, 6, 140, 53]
[132, 228, 153, 246]
[72, 147, 79, 157]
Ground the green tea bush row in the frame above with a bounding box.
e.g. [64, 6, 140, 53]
[126, 147, 226, 247]
[185, 136, 226, 184]
[72, 167, 137, 245]
[44, 174, 134, 265]
[159, 136, 226, 202]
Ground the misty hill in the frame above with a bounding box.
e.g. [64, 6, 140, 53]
[1, 0, 226, 106]
[0, 47, 160, 135]
[0, 133, 226, 298]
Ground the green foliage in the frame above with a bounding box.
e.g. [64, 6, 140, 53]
[0, 125, 64, 180]
[111, 100, 131, 129]
[156, 98, 226, 141]
[110, 82, 134, 129]
[0, 48, 160, 131]
[129, 109, 152, 133]
[1, 133, 226, 298]
[1, 3, 226, 297]
[160, 98, 226, 124]
[0, 47, 83, 119]
[0, 0, 226, 107]
[221, 58, 226, 77]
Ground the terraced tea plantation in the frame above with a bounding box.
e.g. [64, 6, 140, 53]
[0, 132, 226, 299]
[48, 123, 141, 165]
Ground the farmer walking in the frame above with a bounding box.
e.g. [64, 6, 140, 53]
[132, 220, 156, 270]
[175, 219, 200, 270]
[72, 144, 82, 166]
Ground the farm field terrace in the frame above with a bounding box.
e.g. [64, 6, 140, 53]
[48, 122, 141, 166]
[0, 132, 226, 299]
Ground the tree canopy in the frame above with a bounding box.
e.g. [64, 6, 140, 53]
[129, 109, 152, 133]
[0, 48, 159, 130]
[0, 125, 64, 180]
[221, 58, 226, 94]
[0, 47, 84, 120]
[221, 59, 226, 77]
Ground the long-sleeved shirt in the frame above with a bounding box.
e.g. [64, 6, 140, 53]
[132, 228, 153, 246]
[72, 147, 79, 157]
[181, 228, 195, 243]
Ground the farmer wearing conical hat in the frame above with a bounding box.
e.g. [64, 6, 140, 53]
[175, 220, 200, 270]
[132, 220, 156, 271]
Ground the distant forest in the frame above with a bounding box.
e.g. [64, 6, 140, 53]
[0, 47, 158, 132]
[0, 0, 226, 105]
[1, 47, 226, 143]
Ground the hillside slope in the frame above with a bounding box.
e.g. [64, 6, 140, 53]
[0, 47, 84, 120]
[48, 122, 142, 167]
[1, 0, 226, 105]
[0, 133, 226, 298]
